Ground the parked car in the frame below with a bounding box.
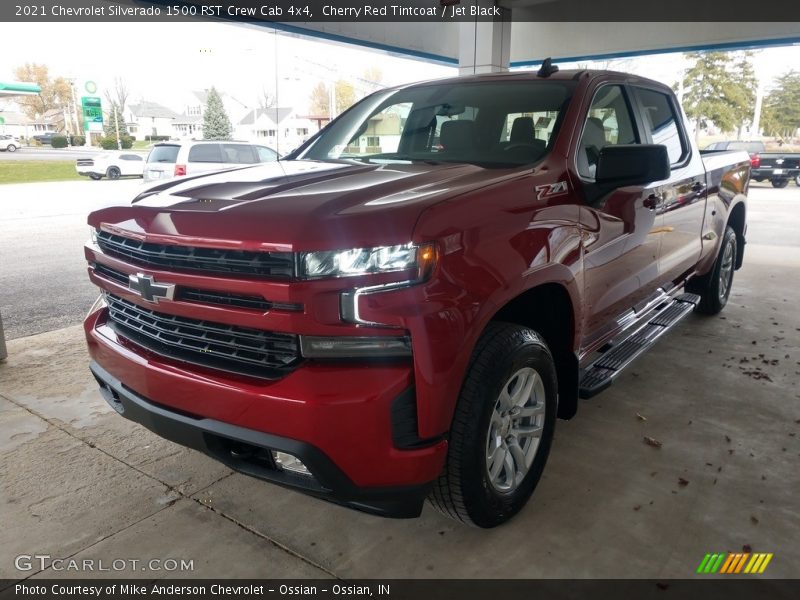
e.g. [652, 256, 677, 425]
[85, 68, 748, 527]
[76, 151, 146, 180]
[143, 140, 280, 182]
[0, 134, 19, 152]
[32, 131, 59, 145]
[705, 140, 799, 187]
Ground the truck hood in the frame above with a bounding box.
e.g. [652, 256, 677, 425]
[89, 159, 520, 251]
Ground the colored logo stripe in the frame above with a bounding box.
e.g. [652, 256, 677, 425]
[699, 552, 773, 574]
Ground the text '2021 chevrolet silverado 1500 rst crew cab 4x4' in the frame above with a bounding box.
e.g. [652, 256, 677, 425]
[84, 66, 749, 528]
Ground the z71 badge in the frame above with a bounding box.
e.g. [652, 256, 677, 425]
[535, 181, 569, 200]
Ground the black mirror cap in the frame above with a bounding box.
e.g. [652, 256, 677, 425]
[595, 144, 670, 186]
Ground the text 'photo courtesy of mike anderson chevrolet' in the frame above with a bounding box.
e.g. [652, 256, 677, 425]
[83, 65, 748, 528]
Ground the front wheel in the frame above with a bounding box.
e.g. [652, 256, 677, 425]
[7, 144, 17, 152]
[795, 174, 800, 187]
[689, 226, 737, 315]
[771, 178, 789, 188]
[429, 323, 557, 527]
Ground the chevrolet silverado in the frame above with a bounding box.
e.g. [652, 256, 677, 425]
[84, 67, 749, 527]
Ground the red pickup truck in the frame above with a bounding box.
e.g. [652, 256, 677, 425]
[84, 68, 749, 527]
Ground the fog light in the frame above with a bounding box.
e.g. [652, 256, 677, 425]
[272, 451, 312, 476]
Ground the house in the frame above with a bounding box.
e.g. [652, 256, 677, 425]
[172, 90, 250, 140]
[0, 100, 59, 140]
[126, 101, 179, 140]
[236, 107, 320, 154]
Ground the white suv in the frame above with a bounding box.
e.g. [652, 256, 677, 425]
[0, 135, 20, 152]
[143, 140, 279, 182]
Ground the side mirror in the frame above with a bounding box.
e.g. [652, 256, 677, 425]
[595, 144, 670, 186]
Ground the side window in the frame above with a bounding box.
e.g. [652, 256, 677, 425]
[577, 85, 638, 179]
[635, 88, 686, 164]
[120, 154, 142, 161]
[188, 144, 223, 163]
[256, 146, 278, 162]
[222, 144, 258, 164]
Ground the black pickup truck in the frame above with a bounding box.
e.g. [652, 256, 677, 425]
[705, 141, 799, 187]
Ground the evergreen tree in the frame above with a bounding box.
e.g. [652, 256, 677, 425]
[202, 87, 233, 140]
[680, 52, 741, 139]
[762, 71, 800, 140]
[730, 51, 758, 138]
[103, 102, 129, 138]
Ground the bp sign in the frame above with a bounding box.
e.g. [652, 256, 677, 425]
[81, 96, 103, 132]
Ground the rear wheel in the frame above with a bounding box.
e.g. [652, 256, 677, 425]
[89, 174, 102, 181]
[429, 322, 557, 528]
[771, 178, 789, 188]
[107, 167, 121, 180]
[795, 174, 800, 187]
[690, 226, 737, 315]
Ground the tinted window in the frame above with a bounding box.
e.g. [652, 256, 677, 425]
[120, 154, 143, 161]
[296, 80, 575, 168]
[256, 146, 278, 162]
[147, 145, 179, 163]
[577, 85, 638, 179]
[221, 144, 257, 164]
[188, 144, 223, 163]
[636, 88, 686, 164]
[728, 141, 765, 153]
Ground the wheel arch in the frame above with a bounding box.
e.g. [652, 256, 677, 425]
[489, 281, 579, 420]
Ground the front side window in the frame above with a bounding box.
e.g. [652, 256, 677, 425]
[295, 80, 575, 168]
[577, 85, 638, 179]
[635, 87, 687, 164]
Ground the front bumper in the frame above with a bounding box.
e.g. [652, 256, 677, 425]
[85, 308, 447, 518]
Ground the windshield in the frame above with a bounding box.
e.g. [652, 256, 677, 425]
[147, 145, 180, 164]
[294, 79, 575, 168]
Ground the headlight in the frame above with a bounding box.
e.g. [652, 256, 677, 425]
[300, 335, 412, 358]
[300, 242, 437, 280]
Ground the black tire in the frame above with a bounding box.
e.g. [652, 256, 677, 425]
[771, 178, 789, 188]
[429, 322, 557, 528]
[89, 174, 102, 181]
[7, 144, 17, 153]
[107, 167, 121, 180]
[689, 226, 737, 315]
[795, 175, 800, 187]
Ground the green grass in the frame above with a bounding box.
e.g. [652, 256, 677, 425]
[131, 140, 154, 151]
[0, 161, 83, 185]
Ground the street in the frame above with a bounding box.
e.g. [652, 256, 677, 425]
[0, 146, 102, 162]
[0, 179, 143, 339]
[0, 179, 796, 341]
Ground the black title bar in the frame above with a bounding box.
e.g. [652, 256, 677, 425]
[3, 0, 800, 22]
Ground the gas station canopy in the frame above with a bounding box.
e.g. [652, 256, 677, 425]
[0, 82, 41, 98]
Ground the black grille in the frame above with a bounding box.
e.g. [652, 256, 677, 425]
[106, 294, 300, 378]
[96, 231, 295, 279]
[93, 263, 302, 313]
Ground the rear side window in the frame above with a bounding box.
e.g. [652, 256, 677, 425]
[147, 145, 179, 163]
[188, 144, 223, 163]
[120, 154, 143, 161]
[635, 88, 687, 164]
[221, 144, 258, 164]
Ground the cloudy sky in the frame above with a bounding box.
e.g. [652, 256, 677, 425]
[2, 20, 799, 114]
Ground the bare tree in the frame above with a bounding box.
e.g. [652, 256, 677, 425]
[104, 77, 130, 113]
[259, 88, 276, 110]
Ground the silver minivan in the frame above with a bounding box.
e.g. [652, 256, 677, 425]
[143, 140, 279, 182]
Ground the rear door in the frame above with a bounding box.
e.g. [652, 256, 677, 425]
[631, 86, 705, 285]
[119, 154, 144, 176]
[220, 143, 259, 168]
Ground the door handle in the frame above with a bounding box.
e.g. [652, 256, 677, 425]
[643, 194, 659, 210]
[691, 181, 707, 194]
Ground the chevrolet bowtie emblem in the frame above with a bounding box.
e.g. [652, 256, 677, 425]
[128, 273, 175, 303]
